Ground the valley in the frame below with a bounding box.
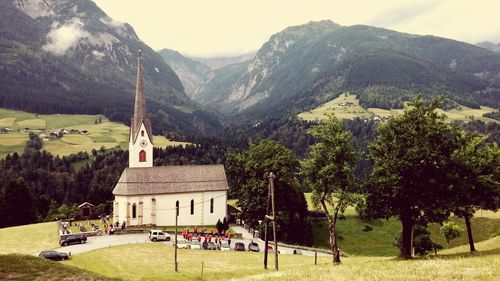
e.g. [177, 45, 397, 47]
[0, 108, 189, 158]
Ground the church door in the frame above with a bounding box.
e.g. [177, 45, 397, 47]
[138, 202, 143, 225]
[151, 198, 156, 225]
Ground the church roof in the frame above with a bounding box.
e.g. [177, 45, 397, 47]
[130, 50, 153, 144]
[112, 165, 229, 196]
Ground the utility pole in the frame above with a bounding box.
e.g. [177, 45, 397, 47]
[174, 205, 178, 272]
[269, 172, 278, 271]
[263, 176, 271, 269]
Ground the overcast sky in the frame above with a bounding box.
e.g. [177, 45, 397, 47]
[92, 0, 500, 57]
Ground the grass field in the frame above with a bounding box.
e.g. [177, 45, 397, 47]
[62, 239, 500, 281]
[0, 222, 59, 255]
[0, 108, 190, 158]
[298, 94, 499, 123]
[0, 254, 113, 281]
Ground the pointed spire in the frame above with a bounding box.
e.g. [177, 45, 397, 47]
[130, 50, 153, 144]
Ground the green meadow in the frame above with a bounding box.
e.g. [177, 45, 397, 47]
[0, 108, 190, 158]
[298, 94, 499, 123]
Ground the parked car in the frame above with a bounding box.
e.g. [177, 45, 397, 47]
[175, 239, 189, 249]
[59, 234, 87, 246]
[190, 239, 202, 250]
[39, 250, 70, 261]
[248, 242, 260, 252]
[149, 230, 171, 242]
[266, 245, 280, 253]
[207, 241, 217, 250]
[234, 242, 246, 251]
[220, 242, 230, 251]
[293, 249, 303, 255]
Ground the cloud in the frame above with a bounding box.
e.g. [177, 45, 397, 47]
[100, 16, 124, 29]
[43, 18, 90, 56]
[369, 0, 440, 27]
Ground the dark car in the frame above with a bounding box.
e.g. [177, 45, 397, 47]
[39, 250, 70, 261]
[248, 242, 260, 252]
[234, 242, 246, 251]
[207, 241, 217, 250]
[59, 234, 87, 246]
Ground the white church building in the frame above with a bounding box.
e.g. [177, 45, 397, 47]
[112, 51, 228, 226]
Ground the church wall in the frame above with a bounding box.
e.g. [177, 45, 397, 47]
[114, 190, 227, 227]
[129, 122, 153, 168]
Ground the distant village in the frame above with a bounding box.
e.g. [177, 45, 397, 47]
[0, 127, 89, 141]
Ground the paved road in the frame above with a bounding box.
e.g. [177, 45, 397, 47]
[49, 232, 330, 257]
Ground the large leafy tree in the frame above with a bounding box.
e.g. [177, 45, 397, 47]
[449, 131, 500, 252]
[365, 97, 457, 259]
[302, 116, 359, 263]
[226, 140, 311, 245]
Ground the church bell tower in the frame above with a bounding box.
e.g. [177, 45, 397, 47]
[129, 50, 153, 168]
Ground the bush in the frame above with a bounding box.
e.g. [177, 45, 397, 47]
[440, 221, 464, 248]
[393, 225, 439, 256]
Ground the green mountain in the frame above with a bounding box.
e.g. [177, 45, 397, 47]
[158, 48, 211, 97]
[0, 0, 221, 136]
[193, 20, 500, 119]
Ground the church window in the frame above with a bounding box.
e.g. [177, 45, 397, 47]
[141, 130, 144, 137]
[139, 150, 146, 162]
[132, 203, 137, 219]
[176, 201, 179, 216]
[190, 200, 194, 215]
[210, 198, 214, 214]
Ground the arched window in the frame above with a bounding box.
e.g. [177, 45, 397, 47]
[175, 201, 179, 216]
[139, 150, 146, 162]
[190, 199, 194, 215]
[210, 198, 214, 214]
[132, 203, 137, 219]
[141, 130, 144, 137]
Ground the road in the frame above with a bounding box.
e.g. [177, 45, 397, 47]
[50, 231, 330, 257]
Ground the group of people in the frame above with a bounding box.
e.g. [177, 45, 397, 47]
[181, 226, 232, 247]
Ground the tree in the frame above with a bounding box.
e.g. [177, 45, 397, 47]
[449, 131, 500, 252]
[0, 175, 34, 227]
[365, 97, 457, 259]
[302, 115, 359, 263]
[226, 140, 311, 245]
[394, 225, 441, 256]
[440, 221, 464, 248]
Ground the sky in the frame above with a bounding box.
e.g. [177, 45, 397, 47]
[91, 0, 500, 57]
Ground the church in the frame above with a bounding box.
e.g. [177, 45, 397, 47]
[112, 51, 228, 226]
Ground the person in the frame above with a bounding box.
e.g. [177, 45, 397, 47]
[197, 235, 201, 242]
[194, 225, 198, 234]
[121, 221, 126, 229]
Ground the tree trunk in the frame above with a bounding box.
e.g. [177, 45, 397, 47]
[401, 213, 413, 259]
[464, 214, 476, 252]
[320, 197, 341, 264]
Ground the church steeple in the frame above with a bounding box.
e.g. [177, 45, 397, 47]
[129, 50, 153, 168]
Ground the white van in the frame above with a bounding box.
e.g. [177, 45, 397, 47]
[149, 230, 171, 242]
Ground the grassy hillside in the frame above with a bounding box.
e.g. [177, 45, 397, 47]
[0, 108, 189, 157]
[64, 241, 500, 281]
[298, 94, 499, 123]
[305, 193, 500, 256]
[0, 254, 113, 280]
[0, 222, 59, 254]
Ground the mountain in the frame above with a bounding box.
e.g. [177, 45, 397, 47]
[0, 0, 221, 136]
[477, 41, 500, 52]
[189, 52, 256, 70]
[158, 48, 210, 97]
[193, 20, 500, 119]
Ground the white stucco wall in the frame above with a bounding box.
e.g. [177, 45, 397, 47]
[129, 122, 153, 168]
[114, 191, 227, 226]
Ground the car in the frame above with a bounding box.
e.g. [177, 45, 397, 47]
[234, 242, 245, 251]
[248, 242, 260, 252]
[175, 239, 189, 249]
[59, 234, 87, 246]
[267, 245, 280, 254]
[39, 250, 70, 261]
[293, 249, 303, 255]
[149, 230, 171, 242]
[190, 239, 202, 250]
[220, 242, 230, 251]
[206, 241, 217, 250]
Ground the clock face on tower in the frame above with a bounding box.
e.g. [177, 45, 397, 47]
[140, 139, 147, 148]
